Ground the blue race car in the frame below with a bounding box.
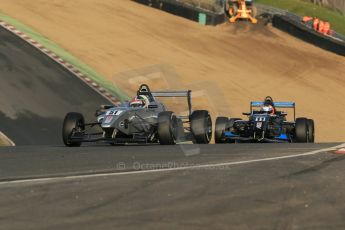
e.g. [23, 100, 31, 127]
[215, 97, 315, 143]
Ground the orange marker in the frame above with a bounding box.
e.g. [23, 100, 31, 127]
[323, 21, 330, 35]
[313, 18, 320, 31]
[318, 20, 325, 33]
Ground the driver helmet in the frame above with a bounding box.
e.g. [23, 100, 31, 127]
[261, 105, 273, 113]
[130, 96, 145, 108]
[264, 96, 274, 106]
[262, 96, 275, 114]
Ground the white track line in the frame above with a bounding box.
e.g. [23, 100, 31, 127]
[1, 143, 344, 186]
[0, 131, 15, 146]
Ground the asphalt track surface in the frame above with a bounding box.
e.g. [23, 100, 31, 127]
[0, 11, 345, 230]
[0, 143, 344, 230]
[0, 27, 108, 145]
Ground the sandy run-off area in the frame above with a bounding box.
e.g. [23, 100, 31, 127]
[0, 0, 344, 142]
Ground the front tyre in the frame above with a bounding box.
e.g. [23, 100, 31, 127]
[62, 112, 85, 147]
[158, 111, 177, 145]
[190, 110, 212, 144]
[295, 117, 309, 143]
[307, 119, 315, 143]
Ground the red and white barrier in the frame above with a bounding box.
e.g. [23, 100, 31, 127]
[335, 148, 345, 154]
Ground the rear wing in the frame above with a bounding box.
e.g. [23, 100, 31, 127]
[250, 101, 296, 120]
[137, 84, 192, 116]
[152, 90, 192, 116]
[251, 102, 295, 108]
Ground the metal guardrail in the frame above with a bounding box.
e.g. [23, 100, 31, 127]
[256, 3, 304, 21]
[256, 3, 345, 42]
[164, 0, 224, 14]
[132, 0, 225, 25]
[272, 16, 345, 56]
[256, 3, 288, 16]
[333, 31, 345, 41]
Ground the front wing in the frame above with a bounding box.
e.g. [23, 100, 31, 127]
[223, 131, 291, 143]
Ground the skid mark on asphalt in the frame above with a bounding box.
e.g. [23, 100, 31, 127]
[1, 143, 344, 187]
[287, 155, 345, 177]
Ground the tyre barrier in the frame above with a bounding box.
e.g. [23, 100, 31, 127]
[272, 15, 345, 57]
[132, 0, 225, 26]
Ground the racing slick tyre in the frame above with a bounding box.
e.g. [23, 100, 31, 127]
[158, 111, 178, 145]
[307, 119, 315, 143]
[224, 0, 231, 18]
[215, 117, 229, 144]
[229, 4, 238, 18]
[295, 117, 309, 143]
[62, 112, 85, 147]
[224, 1, 238, 18]
[191, 110, 212, 144]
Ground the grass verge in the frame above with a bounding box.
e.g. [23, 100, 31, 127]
[0, 11, 129, 101]
[256, 0, 345, 35]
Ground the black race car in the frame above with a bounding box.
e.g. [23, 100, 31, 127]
[215, 98, 315, 143]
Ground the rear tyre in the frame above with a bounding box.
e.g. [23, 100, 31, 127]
[215, 117, 229, 144]
[190, 110, 212, 144]
[229, 4, 238, 17]
[307, 119, 315, 143]
[295, 117, 308, 143]
[224, 0, 231, 18]
[224, 1, 238, 18]
[158, 111, 177, 145]
[62, 112, 85, 147]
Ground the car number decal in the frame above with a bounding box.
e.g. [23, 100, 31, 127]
[255, 117, 266, 122]
[104, 115, 113, 123]
[106, 110, 123, 116]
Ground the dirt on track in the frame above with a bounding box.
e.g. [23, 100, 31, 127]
[0, 0, 344, 142]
